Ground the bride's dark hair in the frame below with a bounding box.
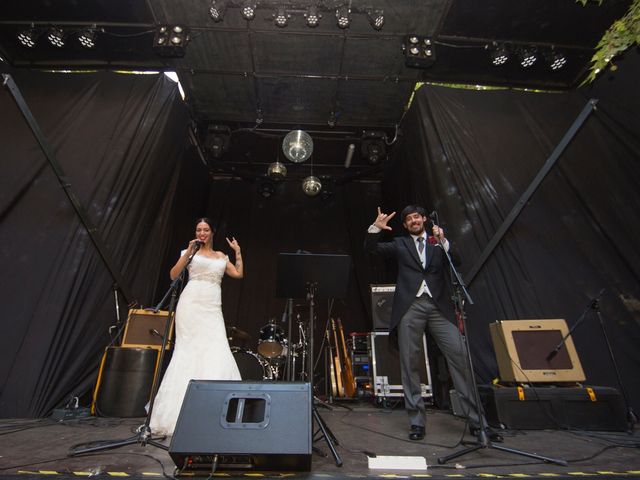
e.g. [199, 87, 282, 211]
[195, 217, 214, 234]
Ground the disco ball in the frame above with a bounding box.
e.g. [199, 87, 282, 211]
[302, 175, 322, 196]
[282, 130, 313, 163]
[267, 161, 287, 181]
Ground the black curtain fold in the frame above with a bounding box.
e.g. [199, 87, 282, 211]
[0, 71, 191, 417]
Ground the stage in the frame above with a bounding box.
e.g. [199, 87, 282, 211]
[1, 401, 638, 480]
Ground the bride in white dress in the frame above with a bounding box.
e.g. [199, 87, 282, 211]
[150, 218, 243, 436]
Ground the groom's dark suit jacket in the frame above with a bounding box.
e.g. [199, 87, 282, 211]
[365, 232, 457, 338]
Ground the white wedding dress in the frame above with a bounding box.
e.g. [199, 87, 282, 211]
[150, 252, 241, 436]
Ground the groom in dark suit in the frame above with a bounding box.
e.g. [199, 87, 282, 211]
[365, 205, 501, 442]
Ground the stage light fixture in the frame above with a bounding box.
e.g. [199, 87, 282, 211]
[403, 35, 435, 68]
[209, 0, 227, 22]
[546, 49, 567, 70]
[47, 27, 65, 48]
[361, 131, 386, 165]
[336, 6, 351, 29]
[273, 6, 289, 27]
[241, 1, 257, 20]
[304, 6, 321, 27]
[367, 9, 384, 30]
[204, 125, 230, 159]
[17, 26, 38, 48]
[282, 130, 313, 163]
[258, 177, 276, 198]
[302, 176, 322, 196]
[153, 25, 190, 57]
[78, 27, 97, 48]
[490, 44, 509, 66]
[518, 47, 537, 68]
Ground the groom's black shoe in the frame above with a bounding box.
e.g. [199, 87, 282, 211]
[409, 425, 425, 441]
[469, 424, 503, 443]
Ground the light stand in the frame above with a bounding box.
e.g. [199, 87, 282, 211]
[547, 289, 636, 432]
[432, 224, 567, 466]
[69, 245, 201, 456]
[275, 253, 351, 467]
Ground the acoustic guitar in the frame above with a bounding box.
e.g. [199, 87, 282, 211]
[338, 318, 357, 398]
[330, 318, 345, 397]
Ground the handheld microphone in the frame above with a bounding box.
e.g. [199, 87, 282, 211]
[194, 240, 204, 250]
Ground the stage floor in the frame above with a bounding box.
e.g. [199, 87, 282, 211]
[0, 402, 638, 480]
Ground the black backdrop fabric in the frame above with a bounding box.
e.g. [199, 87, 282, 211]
[0, 71, 190, 417]
[1, 54, 639, 418]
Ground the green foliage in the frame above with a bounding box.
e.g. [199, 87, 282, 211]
[579, 0, 640, 83]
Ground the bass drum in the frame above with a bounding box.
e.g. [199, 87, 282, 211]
[232, 348, 273, 381]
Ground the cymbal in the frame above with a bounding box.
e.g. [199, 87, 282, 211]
[226, 325, 251, 341]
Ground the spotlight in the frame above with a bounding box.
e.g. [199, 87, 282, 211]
[258, 177, 276, 198]
[273, 6, 289, 28]
[367, 9, 384, 30]
[46, 27, 65, 48]
[204, 125, 230, 159]
[282, 130, 313, 163]
[241, 1, 257, 20]
[336, 6, 351, 29]
[267, 161, 287, 181]
[546, 49, 567, 70]
[490, 44, 509, 66]
[304, 6, 321, 27]
[361, 131, 386, 165]
[209, 0, 227, 22]
[403, 35, 435, 68]
[17, 27, 38, 48]
[302, 176, 322, 196]
[153, 25, 190, 57]
[518, 47, 537, 68]
[78, 27, 97, 48]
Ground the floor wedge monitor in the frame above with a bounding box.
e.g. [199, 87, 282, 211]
[169, 381, 312, 473]
[490, 319, 585, 383]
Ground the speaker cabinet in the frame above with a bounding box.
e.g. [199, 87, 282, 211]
[169, 381, 312, 473]
[370, 284, 395, 330]
[122, 309, 173, 350]
[91, 347, 161, 417]
[490, 319, 585, 383]
[369, 331, 432, 400]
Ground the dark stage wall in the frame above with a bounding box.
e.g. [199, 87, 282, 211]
[1, 52, 639, 418]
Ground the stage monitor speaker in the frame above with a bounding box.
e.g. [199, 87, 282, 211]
[91, 347, 160, 417]
[370, 284, 395, 330]
[490, 319, 585, 383]
[122, 309, 173, 350]
[169, 381, 312, 473]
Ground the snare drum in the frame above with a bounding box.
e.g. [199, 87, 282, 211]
[257, 323, 286, 358]
[232, 348, 273, 380]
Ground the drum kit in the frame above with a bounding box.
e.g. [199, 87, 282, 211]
[227, 313, 308, 381]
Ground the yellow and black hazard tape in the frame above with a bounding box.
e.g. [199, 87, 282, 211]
[13, 470, 640, 478]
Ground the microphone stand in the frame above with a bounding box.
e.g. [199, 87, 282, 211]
[430, 216, 566, 466]
[70, 244, 201, 456]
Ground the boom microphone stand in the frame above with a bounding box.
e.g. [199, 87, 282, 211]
[431, 216, 567, 466]
[70, 244, 201, 456]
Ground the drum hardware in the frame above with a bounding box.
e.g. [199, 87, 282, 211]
[231, 348, 274, 381]
[226, 325, 252, 348]
[257, 320, 287, 358]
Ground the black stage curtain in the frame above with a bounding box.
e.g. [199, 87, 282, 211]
[381, 53, 640, 412]
[0, 71, 192, 417]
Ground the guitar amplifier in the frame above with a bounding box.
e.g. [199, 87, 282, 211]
[370, 284, 395, 330]
[122, 309, 174, 350]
